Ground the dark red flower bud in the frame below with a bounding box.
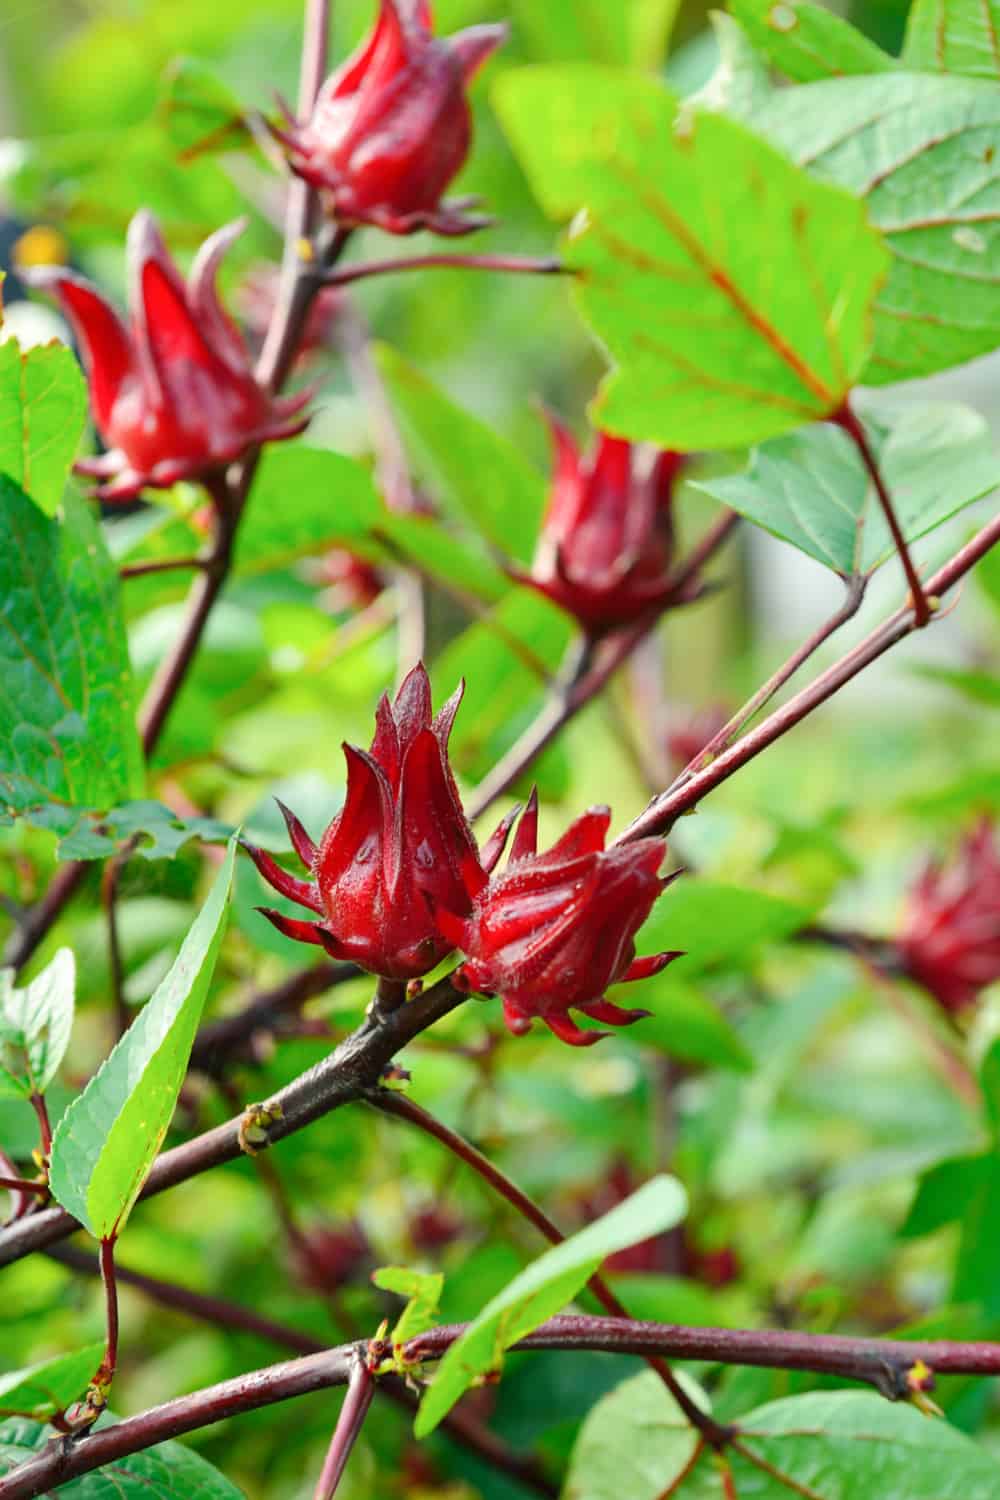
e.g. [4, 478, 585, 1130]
[245, 663, 512, 980]
[315, 546, 386, 612]
[516, 416, 685, 635]
[409, 1202, 464, 1252]
[440, 791, 682, 1046]
[22, 212, 309, 501]
[290, 1220, 371, 1294]
[898, 819, 1000, 1014]
[274, 0, 507, 236]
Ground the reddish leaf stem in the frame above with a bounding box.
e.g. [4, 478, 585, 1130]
[620, 505, 1000, 844]
[367, 1089, 731, 1447]
[119, 556, 208, 580]
[833, 400, 930, 627]
[323, 252, 566, 287]
[0, 1176, 47, 1196]
[312, 1355, 374, 1500]
[28, 1094, 51, 1160]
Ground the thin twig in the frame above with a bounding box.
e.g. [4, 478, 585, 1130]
[323, 253, 567, 287]
[0, 1176, 46, 1196]
[312, 1355, 374, 1500]
[675, 574, 867, 786]
[620, 506, 1000, 844]
[28, 1094, 52, 1161]
[119, 556, 208, 580]
[834, 401, 931, 627]
[367, 1089, 731, 1447]
[5, 1317, 1000, 1498]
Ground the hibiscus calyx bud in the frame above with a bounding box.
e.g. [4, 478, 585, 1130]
[439, 789, 683, 1046]
[22, 210, 310, 502]
[898, 818, 1000, 1015]
[244, 662, 513, 981]
[273, 0, 508, 237]
[514, 414, 688, 635]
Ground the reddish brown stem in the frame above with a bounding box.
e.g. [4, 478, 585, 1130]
[119, 556, 207, 580]
[324, 253, 566, 287]
[312, 1355, 374, 1500]
[620, 506, 1000, 844]
[28, 1094, 51, 1160]
[834, 401, 930, 627]
[367, 1089, 731, 1447]
[0, 1176, 47, 1196]
[6, 1317, 1000, 1498]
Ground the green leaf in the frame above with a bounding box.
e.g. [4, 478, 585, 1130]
[0, 478, 143, 819]
[755, 72, 1000, 384]
[692, 399, 1000, 576]
[494, 66, 889, 451]
[510, 0, 681, 68]
[638, 880, 810, 973]
[904, 0, 1000, 79]
[0, 948, 75, 1100]
[561, 1368, 705, 1500]
[912, 665, 1000, 709]
[723, 1389, 1000, 1495]
[158, 55, 252, 158]
[616, 973, 753, 1071]
[414, 1174, 687, 1436]
[50, 800, 232, 863]
[48, 837, 237, 1239]
[981, 1038, 1000, 1142]
[728, 0, 897, 82]
[0, 1346, 102, 1420]
[238, 443, 509, 602]
[900, 1154, 990, 1238]
[690, 12, 773, 120]
[0, 339, 87, 515]
[373, 344, 546, 564]
[372, 1265, 444, 1344]
[0, 1415, 246, 1498]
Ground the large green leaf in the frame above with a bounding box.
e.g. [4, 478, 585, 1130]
[0, 948, 75, 1100]
[561, 1369, 705, 1500]
[728, 0, 897, 82]
[903, 0, 1000, 79]
[638, 880, 811, 973]
[618, 973, 753, 1071]
[0, 1347, 103, 1421]
[0, 339, 87, 516]
[690, 12, 773, 119]
[756, 72, 1000, 384]
[0, 1415, 245, 1498]
[510, 0, 680, 68]
[0, 478, 143, 819]
[725, 1390, 1000, 1495]
[692, 399, 1000, 577]
[414, 1174, 687, 1436]
[238, 443, 508, 602]
[48, 837, 237, 1239]
[494, 66, 889, 451]
[374, 344, 546, 564]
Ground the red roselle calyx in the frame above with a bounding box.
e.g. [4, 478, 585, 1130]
[439, 791, 682, 1046]
[516, 415, 687, 635]
[273, 0, 507, 237]
[23, 211, 309, 501]
[245, 664, 514, 980]
[898, 818, 1000, 1015]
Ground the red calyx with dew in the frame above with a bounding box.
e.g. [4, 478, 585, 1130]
[514, 415, 686, 635]
[439, 790, 682, 1046]
[244, 663, 514, 981]
[274, 0, 507, 236]
[898, 818, 1000, 1014]
[23, 211, 309, 501]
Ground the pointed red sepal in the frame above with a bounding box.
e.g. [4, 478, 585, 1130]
[509, 787, 539, 863]
[479, 803, 520, 876]
[578, 998, 653, 1026]
[624, 951, 683, 983]
[256, 908, 331, 947]
[275, 799, 318, 871]
[243, 841, 323, 913]
[449, 21, 508, 81]
[544, 1013, 609, 1047]
[501, 996, 533, 1035]
[435, 905, 471, 953]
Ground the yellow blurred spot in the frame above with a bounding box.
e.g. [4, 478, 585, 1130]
[297, 236, 315, 263]
[13, 225, 69, 270]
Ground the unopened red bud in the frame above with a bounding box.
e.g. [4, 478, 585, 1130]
[898, 818, 1000, 1015]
